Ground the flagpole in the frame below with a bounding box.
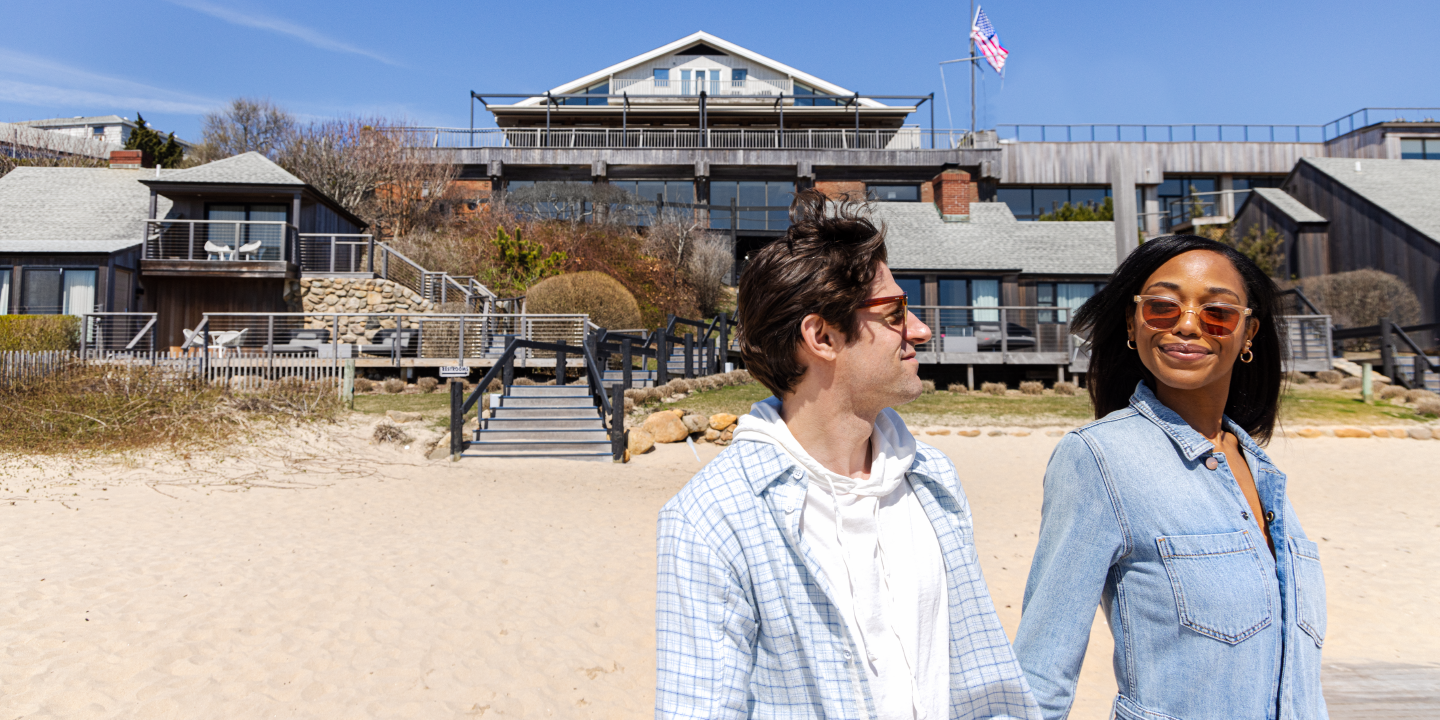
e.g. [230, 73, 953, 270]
[970, 0, 977, 134]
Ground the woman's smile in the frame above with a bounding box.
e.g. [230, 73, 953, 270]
[1158, 342, 1213, 362]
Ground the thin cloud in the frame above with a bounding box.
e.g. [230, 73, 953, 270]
[164, 0, 401, 67]
[0, 48, 218, 117]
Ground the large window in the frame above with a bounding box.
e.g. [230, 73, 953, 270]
[562, 81, 609, 106]
[1157, 176, 1217, 225]
[207, 204, 288, 260]
[653, 68, 669, 88]
[1037, 282, 1098, 323]
[894, 276, 924, 304]
[20, 268, 96, 315]
[869, 184, 920, 202]
[997, 186, 1112, 220]
[1401, 138, 1440, 159]
[934, 277, 1000, 323]
[793, 82, 837, 107]
[710, 181, 793, 230]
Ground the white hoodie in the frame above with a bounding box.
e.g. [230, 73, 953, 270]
[732, 398, 949, 720]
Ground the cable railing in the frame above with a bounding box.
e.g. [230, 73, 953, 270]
[397, 126, 995, 150]
[183, 312, 588, 366]
[79, 312, 158, 355]
[298, 233, 373, 274]
[144, 219, 298, 263]
[998, 108, 1440, 143]
[910, 306, 1075, 356]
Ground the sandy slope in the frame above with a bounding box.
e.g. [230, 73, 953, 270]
[0, 418, 1434, 718]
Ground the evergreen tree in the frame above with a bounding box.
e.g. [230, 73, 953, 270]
[123, 114, 185, 168]
[1037, 196, 1114, 222]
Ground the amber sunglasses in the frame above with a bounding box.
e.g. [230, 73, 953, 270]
[1134, 295, 1252, 338]
[859, 294, 909, 329]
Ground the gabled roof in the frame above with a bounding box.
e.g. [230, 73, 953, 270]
[874, 202, 1116, 275]
[0, 167, 171, 254]
[513, 31, 889, 108]
[1246, 187, 1326, 224]
[17, 115, 136, 128]
[1300, 157, 1440, 241]
[145, 151, 305, 186]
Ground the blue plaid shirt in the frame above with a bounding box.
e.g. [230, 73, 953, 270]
[657, 439, 1039, 720]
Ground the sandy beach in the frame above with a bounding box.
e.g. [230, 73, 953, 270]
[1, 418, 1436, 719]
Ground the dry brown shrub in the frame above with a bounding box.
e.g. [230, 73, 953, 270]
[526, 271, 642, 329]
[1406, 389, 1439, 404]
[416, 376, 439, 394]
[372, 421, 411, 446]
[947, 383, 969, 394]
[1340, 377, 1362, 390]
[1416, 398, 1440, 417]
[1314, 370, 1342, 384]
[1293, 270, 1421, 349]
[512, 377, 537, 386]
[1379, 384, 1409, 400]
[0, 315, 81, 351]
[1054, 381, 1079, 396]
[382, 378, 406, 394]
[353, 377, 375, 393]
[1019, 381, 1045, 395]
[1286, 371, 1308, 384]
[981, 382, 1008, 396]
[921, 379, 937, 394]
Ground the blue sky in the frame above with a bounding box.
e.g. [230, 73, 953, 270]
[2, 0, 1437, 142]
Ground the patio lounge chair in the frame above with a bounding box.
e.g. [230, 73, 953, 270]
[271, 328, 331, 354]
[236, 240, 263, 260]
[357, 328, 418, 356]
[204, 241, 233, 260]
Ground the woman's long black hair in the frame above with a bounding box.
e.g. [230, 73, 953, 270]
[1073, 234, 1285, 444]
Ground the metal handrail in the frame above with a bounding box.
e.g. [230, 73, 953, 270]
[396, 126, 991, 151]
[144, 219, 298, 263]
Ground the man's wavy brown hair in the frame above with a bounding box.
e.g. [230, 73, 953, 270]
[736, 188, 888, 397]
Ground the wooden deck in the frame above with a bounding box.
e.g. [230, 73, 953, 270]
[1325, 662, 1440, 719]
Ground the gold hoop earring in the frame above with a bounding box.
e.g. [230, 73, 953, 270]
[1240, 350, 1254, 363]
[1126, 339, 1136, 350]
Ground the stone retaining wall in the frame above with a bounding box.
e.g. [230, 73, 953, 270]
[298, 278, 435, 342]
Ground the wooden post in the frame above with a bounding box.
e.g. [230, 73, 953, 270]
[611, 382, 627, 462]
[718, 315, 729, 372]
[367, 235, 375, 275]
[1110, 150, 1139, 262]
[1380, 317, 1395, 382]
[684, 333, 695, 379]
[621, 336, 633, 390]
[502, 351, 514, 388]
[1362, 362, 1374, 404]
[450, 379, 464, 460]
[656, 332, 669, 387]
[342, 359, 355, 408]
[555, 340, 567, 385]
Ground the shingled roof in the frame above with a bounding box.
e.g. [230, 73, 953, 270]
[0, 167, 171, 254]
[146, 151, 305, 186]
[1249, 187, 1327, 224]
[1300, 157, 1440, 241]
[872, 201, 1117, 276]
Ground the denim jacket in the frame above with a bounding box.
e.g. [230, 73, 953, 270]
[1014, 383, 1327, 720]
[656, 439, 1039, 720]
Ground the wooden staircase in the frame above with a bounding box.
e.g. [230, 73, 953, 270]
[469, 381, 613, 462]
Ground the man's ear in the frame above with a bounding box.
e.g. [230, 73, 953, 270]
[797, 313, 843, 363]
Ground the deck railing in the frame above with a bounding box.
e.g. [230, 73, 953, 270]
[144, 219, 298, 264]
[184, 312, 588, 366]
[79, 312, 158, 355]
[911, 305, 1076, 356]
[399, 126, 994, 150]
[299, 233, 374, 274]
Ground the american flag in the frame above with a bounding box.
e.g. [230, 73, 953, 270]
[970, 6, 1009, 74]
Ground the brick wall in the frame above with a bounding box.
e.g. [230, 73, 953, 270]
[814, 180, 866, 202]
[931, 169, 972, 218]
[109, 149, 151, 169]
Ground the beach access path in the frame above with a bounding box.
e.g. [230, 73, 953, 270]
[0, 420, 1435, 719]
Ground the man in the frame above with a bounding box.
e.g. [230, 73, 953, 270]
[656, 190, 1038, 720]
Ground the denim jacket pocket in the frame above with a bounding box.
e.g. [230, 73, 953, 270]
[1156, 530, 1273, 644]
[1288, 536, 1327, 647]
[1113, 693, 1184, 720]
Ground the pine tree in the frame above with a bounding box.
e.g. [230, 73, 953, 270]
[123, 114, 185, 168]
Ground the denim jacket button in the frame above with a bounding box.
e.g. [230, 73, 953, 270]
[1204, 457, 1219, 470]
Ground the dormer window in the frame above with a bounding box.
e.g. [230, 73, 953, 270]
[653, 68, 669, 88]
[731, 69, 747, 88]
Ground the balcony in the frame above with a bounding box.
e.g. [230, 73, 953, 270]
[142, 219, 300, 277]
[402, 126, 999, 151]
[610, 75, 791, 99]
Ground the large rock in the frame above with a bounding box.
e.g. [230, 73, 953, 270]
[1334, 427, 1372, 438]
[628, 428, 656, 455]
[709, 413, 738, 431]
[643, 412, 689, 443]
[681, 413, 708, 435]
[703, 428, 721, 443]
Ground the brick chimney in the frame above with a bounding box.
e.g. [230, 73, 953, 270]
[931, 168, 972, 219]
[109, 149, 153, 169]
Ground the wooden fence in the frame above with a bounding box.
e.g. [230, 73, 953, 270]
[1, 350, 346, 394]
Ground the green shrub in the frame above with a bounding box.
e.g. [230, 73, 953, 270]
[0, 315, 81, 351]
[526, 271, 642, 330]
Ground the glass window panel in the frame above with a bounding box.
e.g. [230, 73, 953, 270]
[871, 184, 919, 202]
[247, 205, 287, 261]
[710, 182, 736, 229]
[62, 269, 97, 315]
[680, 69, 691, 95]
[738, 181, 767, 230]
[664, 181, 693, 204]
[1186, 178, 1216, 195]
[971, 279, 999, 322]
[0, 269, 9, 314]
[653, 68, 669, 88]
[938, 278, 967, 306]
[1056, 283, 1094, 321]
[1070, 188, 1107, 207]
[1401, 139, 1424, 159]
[1037, 283, 1055, 306]
[895, 277, 924, 304]
[22, 269, 62, 314]
[1427, 139, 1440, 159]
[1033, 189, 1069, 216]
[1157, 179, 1184, 197]
[996, 188, 1032, 218]
[767, 182, 793, 229]
[207, 204, 245, 249]
[731, 69, 747, 82]
[635, 181, 667, 204]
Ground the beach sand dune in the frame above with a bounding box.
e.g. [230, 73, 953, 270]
[0, 421, 1434, 718]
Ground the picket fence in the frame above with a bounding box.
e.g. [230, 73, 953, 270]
[0, 350, 347, 394]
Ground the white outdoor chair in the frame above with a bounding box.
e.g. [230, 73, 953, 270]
[236, 240, 263, 260]
[204, 241, 233, 260]
[209, 329, 249, 356]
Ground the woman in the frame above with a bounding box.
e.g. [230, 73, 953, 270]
[1014, 235, 1327, 719]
